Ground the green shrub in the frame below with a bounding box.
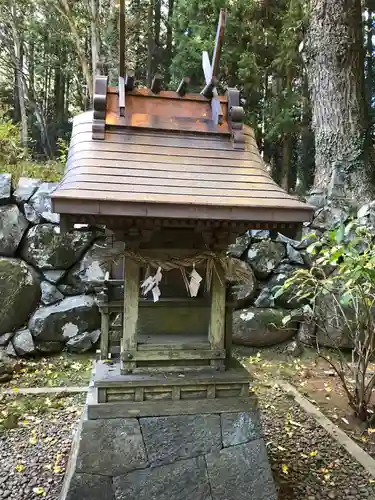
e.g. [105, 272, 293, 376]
[0, 160, 64, 183]
[0, 109, 28, 165]
[278, 222, 375, 421]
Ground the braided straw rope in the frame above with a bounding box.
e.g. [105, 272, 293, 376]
[123, 250, 252, 290]
[101, 247, 253, 290]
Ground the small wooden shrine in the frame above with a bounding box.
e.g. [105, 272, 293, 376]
[54, 7, 313, 500]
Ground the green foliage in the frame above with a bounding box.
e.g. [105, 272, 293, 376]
[170, 0, 311, 189]
[0, 109, 28, 165]
[278, 223, 375, 421]
[0, 161, 63, 183]
[0, 107, 63, 182]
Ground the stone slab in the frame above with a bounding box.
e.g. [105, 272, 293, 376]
[140, 414, 221, 466]
[63, 473, 114, 500]
[76, 417, 148, 475]
[205, 439, 277, 500]
[113, 457, 212, 500]
[221, 411, 261, 447]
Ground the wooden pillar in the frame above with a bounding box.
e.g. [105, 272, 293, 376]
[225, 285, 234, 363]
[209, 265, 226, 370]
[100, 308, 109, 359]
[121, 257, 140, 373]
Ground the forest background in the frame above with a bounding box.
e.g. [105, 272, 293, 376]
[0, 0, 373, 202]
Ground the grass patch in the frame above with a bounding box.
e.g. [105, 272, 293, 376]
[0, 160, 64, 183]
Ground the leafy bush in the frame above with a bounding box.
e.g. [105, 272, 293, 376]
[0, 109, 28, 165]
[278, 222, 375, 421]
[0, 160, 64, 183]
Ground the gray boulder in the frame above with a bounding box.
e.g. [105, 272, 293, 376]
[0, 258, 41, 335]
[228, 233, 252, 259]
[257, 264, 305, 310]
[27, 182, 59, 224]
[21, 224, 97, 270]
[0, 349, 13, 382]
[233, 308, 299, 347]
[0, 174, 11, 204]
[284, 339, 303, 357]
[59, 241, 118, 295]
[13, 177, 41, 204]
[230, 262, 257, 309]
[41, 281, 64, 306]
[315, 292, 354, 348]
[28, 295, 100, 343]
[286, 243, 304, 265]
[66, 332, 93, 353]
[12, 329, 36, 356]
[313, 204, 349, 230]
[36, 341, 64, 354]
[254, 286, 274, 308]
[5, 342, 17, 358]
[0, 205, 28, 256]
[246, 241, 286, 279]
[0, 332, 13, 347]
[251, 229, 270, 240]
[43, 270, 66, 284]
[297, 321, 316, 345]
[24, 203, 41, 224]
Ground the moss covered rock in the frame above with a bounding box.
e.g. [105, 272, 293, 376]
[233, 307, 299, 347]
[0, 258, 41, 335]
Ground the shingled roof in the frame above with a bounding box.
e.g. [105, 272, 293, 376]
[51, 87, 313, 228]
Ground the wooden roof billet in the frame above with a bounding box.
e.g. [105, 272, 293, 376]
[51, 111, 313, 224]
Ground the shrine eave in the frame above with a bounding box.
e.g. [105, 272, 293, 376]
[51, 112, 314, 227]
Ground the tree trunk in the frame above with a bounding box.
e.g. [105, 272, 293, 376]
[9, 4, 28, 148]
[56, 0, 93, 101]
[147, 0, 154, 87]
[153, 0, 161, 72]
[165, 0, 174, 84]
[306, 0, 374, 202]
[90, 0, 100, 83]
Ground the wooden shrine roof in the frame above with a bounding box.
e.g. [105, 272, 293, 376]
[51, 89, 313, 226]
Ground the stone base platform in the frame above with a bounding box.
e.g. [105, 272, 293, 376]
[60, 362, 277, 500]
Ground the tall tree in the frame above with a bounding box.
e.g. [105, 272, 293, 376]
[305, 0, 374, 201]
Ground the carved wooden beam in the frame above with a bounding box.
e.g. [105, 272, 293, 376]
[177, 77, 190, 97]
[150, 73, 162, 94]
[92, 75, 108, 140]
[227, 88, 245, 150]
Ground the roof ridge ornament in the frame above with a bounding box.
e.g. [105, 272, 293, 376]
[200, 9, 226, 125]
[227, 88, 245, 149]
[92, 75, 108, 140]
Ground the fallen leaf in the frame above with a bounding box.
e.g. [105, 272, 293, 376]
[15, 463, 25, 473]
[32, 487, 46, 497]
[310, 450, 318, 457]
[289, 419, 303, 428]
[281, 464, 289, 474]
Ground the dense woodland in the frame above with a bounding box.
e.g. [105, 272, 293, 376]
[0, 0, 375, 201]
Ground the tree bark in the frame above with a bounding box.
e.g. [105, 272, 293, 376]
[306, 0, 374, 202]
[165, 0, 174, 84]
[56, 0, 93, 101]
[147, 0, 154, 87]
[9, 4, 28, 148]
[90, 0, 101, 83]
